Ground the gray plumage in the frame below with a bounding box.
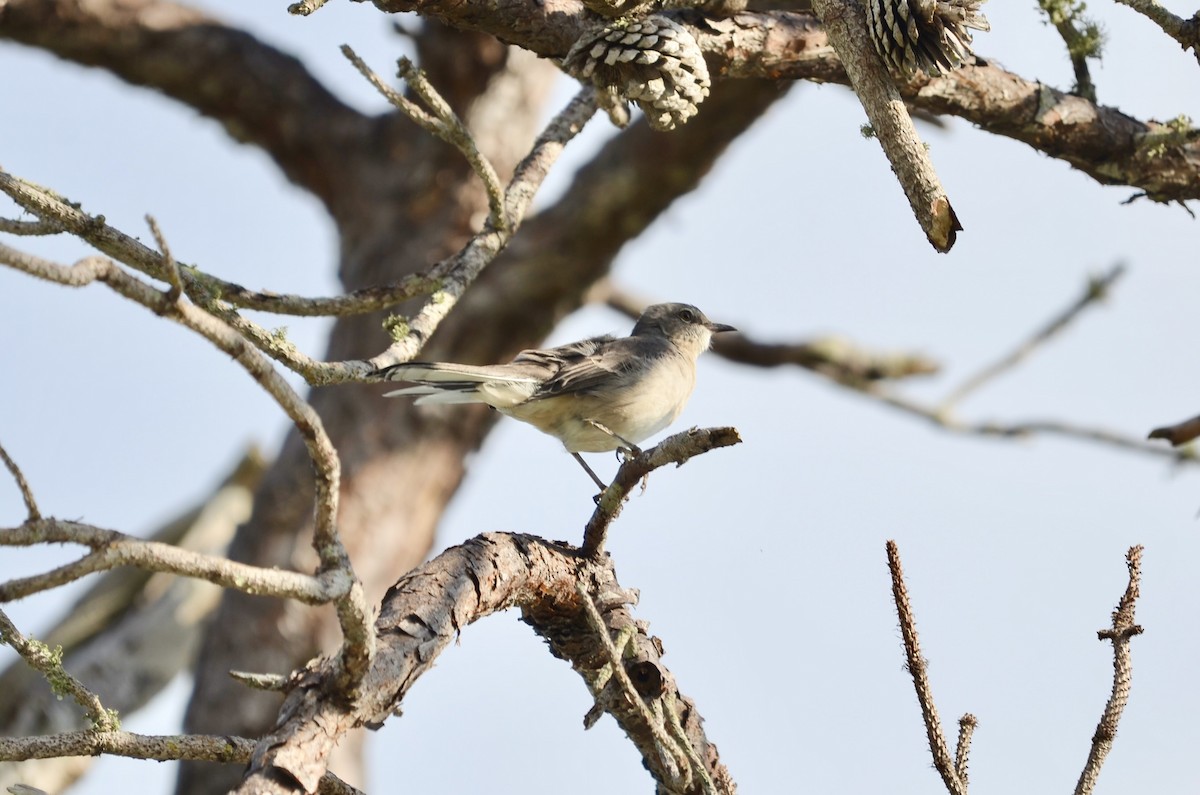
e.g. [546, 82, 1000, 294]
[380, 303, 736, 488]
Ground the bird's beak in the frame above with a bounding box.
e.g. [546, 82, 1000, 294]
[706, 322, 737, 334]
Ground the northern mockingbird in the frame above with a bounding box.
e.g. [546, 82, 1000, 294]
[380, 302, 735, 489]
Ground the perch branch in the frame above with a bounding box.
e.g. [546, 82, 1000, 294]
[1073, 545, 1145, 795]
[0, 610, 116, 732]
[887, 540, 967, 795]
[582, 427, 743, 556]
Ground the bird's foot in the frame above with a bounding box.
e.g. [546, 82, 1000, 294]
[615, 444, 643, 464]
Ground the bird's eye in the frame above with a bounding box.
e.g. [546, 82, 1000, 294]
[677, 309, 696, 323]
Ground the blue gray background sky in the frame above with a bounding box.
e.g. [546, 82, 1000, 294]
[3, 1, 1200, 792]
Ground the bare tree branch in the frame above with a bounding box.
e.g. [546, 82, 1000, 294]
[364, 87, 598, 371]
[598, 272, 1182, 467]
[1036, 0, 1102, 101]
[594, 281, 940, 383]
[0, 441, 39, 521]
[582, 427, 743, 556]
[0, 242, 373, 688]
[0, 610, 117, 733]
[341, 47, 507, 231]
[0, 0, 372, 211]
[0, 732, 362, 795]
[0, 520, 327, 604]
[940, 265, 1125, 410]
[0, 82, 597, 386]
[811, 0, 961, 250]
[886, 540, 967, 795]
[0, 453, 263, 795]
[955, 713, 977, 786]
[868, 388, 1195, 464]
[1111, 0, 1200, 66]
[4, 0, 1198, 205]
[357, 0, 1200, 203]
[1074, 545, 1145, 795]
[575, 583, 718, 794]
[236, 531, 733, 794]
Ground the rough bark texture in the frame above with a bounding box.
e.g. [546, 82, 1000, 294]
[236, 532, 732, 795]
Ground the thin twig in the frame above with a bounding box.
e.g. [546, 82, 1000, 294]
[941, 265, 1125, 410]
[0, 84, 593, 386]
[0, 608, 117, 732]
[0, 519, 330, 604]
[368, 88, 597, 372]
[0, 216, 63, 235]
[955, 713, 978, 786]
[0, 168, 440, 319]
[886, 540, 966, 795]
[594, 276, 1187, 468]
[1074, 545, 1145, 795]
[1036, 0, 1101, 101]
[0, 730, 362, 794]
[809, 0, 960, 251]
[576, 583, 715, 794]
[1111, 0, 1200, 65]
[872, 387, 1196, 465]
[592, 282, 940, 384]
[341, 47, 506, 230]
[145, 214, 183, 304]
[287, 0, 330, 16]
[582, 427, 742, 556]
[0, 243, 374, 687]
[0, 440, 40, 520]
[229, 671, 290, 692]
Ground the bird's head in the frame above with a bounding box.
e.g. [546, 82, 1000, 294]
[632, 302, 736, 358]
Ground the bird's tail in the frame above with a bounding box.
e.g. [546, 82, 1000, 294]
[380, 362, 538, 407]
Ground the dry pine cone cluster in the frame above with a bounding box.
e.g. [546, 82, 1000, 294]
[866, 0, 990, 76]
[563, 15, 711, 132]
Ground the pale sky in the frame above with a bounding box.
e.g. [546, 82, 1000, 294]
[3, 1, 1200, 793]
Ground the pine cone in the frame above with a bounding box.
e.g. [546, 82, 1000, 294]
[866, 0, 990, 77]
[563, 15, 711, 132]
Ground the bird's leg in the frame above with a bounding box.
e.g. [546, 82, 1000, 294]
[572, 452, 609, 491]
[584, 419, 642, 459]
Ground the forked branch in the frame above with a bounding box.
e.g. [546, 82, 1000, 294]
[887, 540, 968, 795]
[237, 533, 734, 794]
[1074, 545, 1145, 795]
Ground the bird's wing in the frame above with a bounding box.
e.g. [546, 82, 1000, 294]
[525, 336, 666, 400]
